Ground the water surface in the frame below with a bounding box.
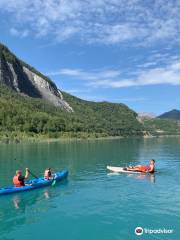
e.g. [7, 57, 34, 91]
[0, 137, 179, 240]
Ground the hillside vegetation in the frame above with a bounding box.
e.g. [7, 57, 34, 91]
[143, 118, 180, 136]
[0, 84, 144, 142]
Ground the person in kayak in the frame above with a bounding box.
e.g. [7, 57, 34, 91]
[44, 168, 53, 180]
[125, 159, 155, 173]
[13, 168, 30, 187]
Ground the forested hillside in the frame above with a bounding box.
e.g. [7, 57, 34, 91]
[143, 118, 180, 136]
[0, 84, 144, 142]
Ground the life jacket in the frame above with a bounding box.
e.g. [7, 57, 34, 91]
[138, 165, 153, 173]
[13, 175, 24, 187]
[44, 170, 51, 180]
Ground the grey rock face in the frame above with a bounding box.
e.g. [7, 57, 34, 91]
[22, 66, 73, 112]
[0, 43, 73, 112]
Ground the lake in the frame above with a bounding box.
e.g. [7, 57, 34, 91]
[0, 137, 179, 240]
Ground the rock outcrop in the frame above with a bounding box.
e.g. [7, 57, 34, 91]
[0, 43, 73, 112]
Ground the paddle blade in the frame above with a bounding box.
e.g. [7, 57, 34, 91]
[51, 180, 56, 186]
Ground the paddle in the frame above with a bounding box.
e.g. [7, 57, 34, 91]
[51, 171, 57, 186]
[51, 179, 56, 186]
[14, 158, 38, 179]
[28, 169, 38, 179]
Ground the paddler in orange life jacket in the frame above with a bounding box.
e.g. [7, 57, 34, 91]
[125, 159, 155, 173]
[44, 168, 52, 180]
[13, 168, 30, 187]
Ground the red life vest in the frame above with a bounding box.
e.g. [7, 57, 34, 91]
[138, 165, 152, 172]
[13, 175, 24, 187]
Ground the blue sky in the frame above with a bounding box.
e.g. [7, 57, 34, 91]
[0, 0, 180, 114]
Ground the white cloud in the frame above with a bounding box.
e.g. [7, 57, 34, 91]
[0, 0, 180, 45]
[10, 27, 29, 38]
[136, 53, 180, 70]
[9, 28, 19, 36]
[48, 68, 122, 82]
[90, 64, 180, 88]
[48, 59, 180, 88]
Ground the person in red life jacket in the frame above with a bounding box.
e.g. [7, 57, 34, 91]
[13, 168, 30, 187]
[125, 159, 155, 173]
[44, 168, 52, 180]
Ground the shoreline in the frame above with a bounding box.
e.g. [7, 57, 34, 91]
[0, 134, 180, 144]
[0, 135, 125, 144]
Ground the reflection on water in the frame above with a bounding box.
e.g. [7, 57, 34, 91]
[12, 189, 51, 210]
[127, 173, 156, 183]
[108, 172, 156, 183]
[13, 196, 21, 209]
[0, 180, 68, 237]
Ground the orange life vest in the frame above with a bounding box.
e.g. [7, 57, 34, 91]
[13, 175, 24, 187]
[138, 165, 151, 172]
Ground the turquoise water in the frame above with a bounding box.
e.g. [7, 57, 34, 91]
[0, 137, 180, 240]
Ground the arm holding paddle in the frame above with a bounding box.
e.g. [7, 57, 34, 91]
[14, 158, 38, 179]
[14, 158, 57, 187]
[25, 168, 30, 179]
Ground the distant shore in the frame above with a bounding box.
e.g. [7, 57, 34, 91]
[0, 135, 124, 144]
[0, 132, 180, 144]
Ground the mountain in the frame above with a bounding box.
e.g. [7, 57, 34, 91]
[0, 43, 72, 112]
[137, 112, 156, 122]
[0, 43, 144, 140]
[158, 109, 180, 120]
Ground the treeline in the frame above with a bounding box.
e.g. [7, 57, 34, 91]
[143, 118, 180, 136]
[0, 84, 144, 141]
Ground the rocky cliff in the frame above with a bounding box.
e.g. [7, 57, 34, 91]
[0, 43, 73, 112]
